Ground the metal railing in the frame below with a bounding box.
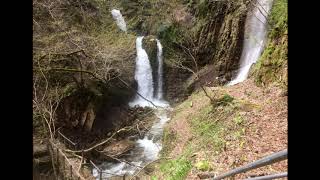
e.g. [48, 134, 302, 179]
[212, 149, 287, 180]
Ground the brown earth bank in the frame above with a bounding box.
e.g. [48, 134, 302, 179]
[153, 78, 287, 179]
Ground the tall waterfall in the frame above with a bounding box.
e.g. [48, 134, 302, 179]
[129, 36, 155, 107]
[156, 39, 164, 100]
[228, 0, 273, 85]
[129, 37, 168, 108]
[111, 9, 127, 32]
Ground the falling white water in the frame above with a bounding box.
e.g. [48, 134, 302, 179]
[92, 38, 171, 179]
[129, 37, 168, 108]
[111, 9, 127, 32]
[228, 0, 273, 85]
[129, 36, 155, 107]
[156, 39, 164, 100]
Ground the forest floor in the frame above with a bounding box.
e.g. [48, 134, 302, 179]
[152, 78, 287, 179]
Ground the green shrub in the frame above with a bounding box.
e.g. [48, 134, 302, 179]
[160, 157, 192, 180]
[195, 160, 211, 171]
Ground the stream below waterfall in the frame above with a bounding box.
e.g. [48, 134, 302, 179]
[92, 35, 171, 179]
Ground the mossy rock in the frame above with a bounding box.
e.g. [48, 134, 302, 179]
[142, 35, 158, 64]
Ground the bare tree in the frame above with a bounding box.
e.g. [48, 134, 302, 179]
[166, 28, 218, 104]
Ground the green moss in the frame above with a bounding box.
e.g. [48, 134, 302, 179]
[160, 151, 193, 180]
[161, 129, 177, 157]
[216, 94, 235, 106]
[233, 113, 245, 125]
[195, 160, 211, 171]
[158, 22, 183, 45]
[151, 176, 158, 180]
[189, 104, 226, 152]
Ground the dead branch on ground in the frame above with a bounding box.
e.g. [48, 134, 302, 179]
[64, 126, 134, 153]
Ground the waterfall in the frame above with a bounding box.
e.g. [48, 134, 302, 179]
[156, 39, 163, 100]
[129, 36, 155, 107]
[129, 37, 168, 108]
[111, 9, 127, 32]
[93, 37, 171, 179]
[228, 0, 273, 85]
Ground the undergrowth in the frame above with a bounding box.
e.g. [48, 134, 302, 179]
[156, 89, 249, 179]
[159, 145, 193, 180]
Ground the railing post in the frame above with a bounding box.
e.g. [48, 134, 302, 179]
[100, 170, 102, 180]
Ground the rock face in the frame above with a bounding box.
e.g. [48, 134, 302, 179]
[191, 0, 248, 81]
[56, 79, 136, 133]
[163, 1, 249, 102]
[164, 66, 191, 104]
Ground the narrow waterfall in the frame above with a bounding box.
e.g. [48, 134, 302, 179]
[111, 9, 127, 32]
[228, 0, 273, 85]
[156, 39, 163, 100]
[129, 36, 155, 107]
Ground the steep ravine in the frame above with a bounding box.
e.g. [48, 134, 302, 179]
[33, 0, 287, 179]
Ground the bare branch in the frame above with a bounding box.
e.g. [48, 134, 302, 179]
[64, 126, 134, 153]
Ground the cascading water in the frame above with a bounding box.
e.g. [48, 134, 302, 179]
[129, 37, 168, 107]
[156, 39, 163, 100]
[129, 36, 155, 107]
[228, 0, 273, 85]
[111, 9, 127, 32]
[93, 37, 170, 179]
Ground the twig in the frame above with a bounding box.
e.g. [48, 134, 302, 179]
[95, 150, 143, 169]
[33, 18, 40, 27]
[49, 68, 107, 84]
[255, 0, 269, 17]
[64, 126, 134, 153]
[58, 129, 77, 146]
[137, 124, 142, 137]
[176, 42, 216, 103]
[50, 141, 87, 180]
[117, 76, 159, 108]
